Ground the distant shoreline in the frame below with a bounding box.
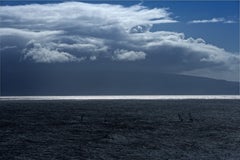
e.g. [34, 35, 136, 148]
[0, 95, 240, 101]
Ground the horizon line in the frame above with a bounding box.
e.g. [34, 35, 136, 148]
[0, 95, 240, 101]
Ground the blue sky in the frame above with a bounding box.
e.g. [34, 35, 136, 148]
[0, 0, 239, 95]
[149, 1, 239, 52]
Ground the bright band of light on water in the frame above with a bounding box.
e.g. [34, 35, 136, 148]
[0, 95, 240, 101]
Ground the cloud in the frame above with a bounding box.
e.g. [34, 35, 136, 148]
[23, 41, 82, 63]
[0, 28, 63, 38]
[0, 2, 176, 63]
[0, 2, 239, 81]
[113, 49, 146, 61]
[188, 18, 237, 24]
[0, 2, 177, 30]
[0, 45, 16, 52]
[224, 20, 237, 24]
[90, 56, 97, 61]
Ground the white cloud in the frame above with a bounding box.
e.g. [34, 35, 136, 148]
[0, 2, 176, 63]
[0, 2, 177, 31]
[90, 56, 97, 61]
[188, 18, 237, 24]
[0, 2, 239, 81]
[0, 28, 63, 39]
[113, 49, 146, 61]
[0, 45, 16, 52]
[23, 41, 82, 63]
[129, 31, 239, 67]
[224, 20, 237, 24]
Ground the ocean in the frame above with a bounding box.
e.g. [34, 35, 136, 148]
[0, 97, 240, 159]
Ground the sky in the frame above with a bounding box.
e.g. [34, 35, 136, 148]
[0, 0, 239, 95]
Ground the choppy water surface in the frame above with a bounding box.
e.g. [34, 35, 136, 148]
[0, 99, 240, 159]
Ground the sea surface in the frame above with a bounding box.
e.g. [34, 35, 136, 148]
[0, 98, 240, 159]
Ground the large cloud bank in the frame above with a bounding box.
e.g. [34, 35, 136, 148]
[0, 2, 239, 81]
